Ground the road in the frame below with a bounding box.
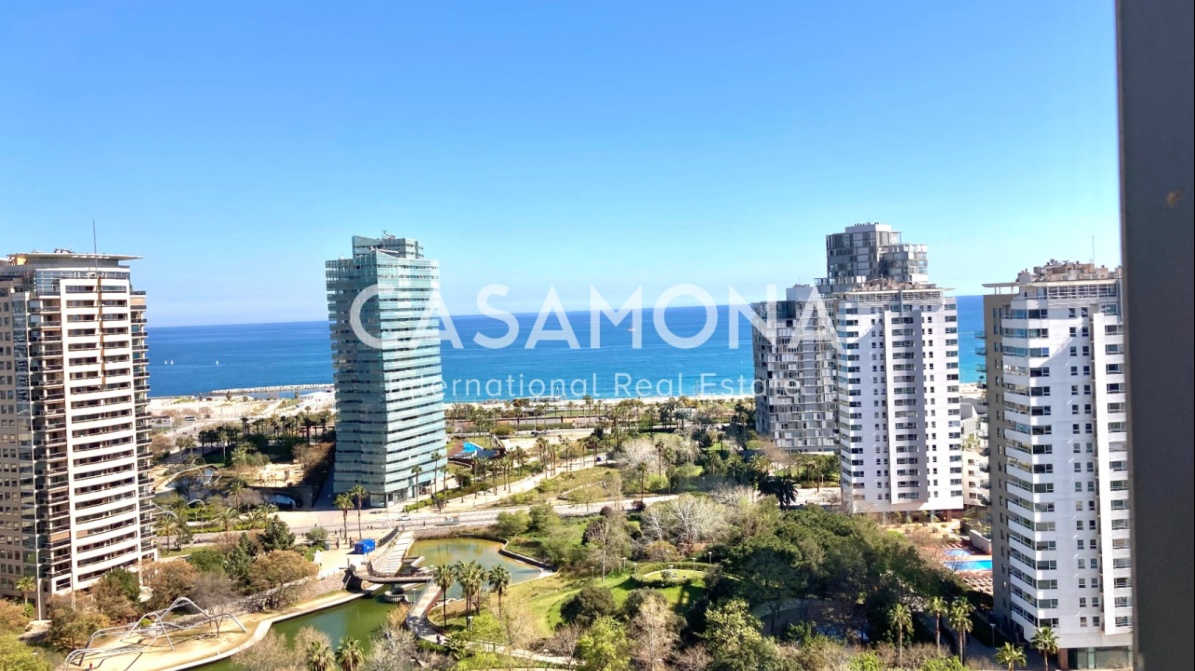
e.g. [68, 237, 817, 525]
[188, 495, 680, 544]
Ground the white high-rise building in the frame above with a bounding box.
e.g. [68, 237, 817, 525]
[752, 223, 963, 519]
[0, 250, 156, 615]
[984, 261, 1132, 670]
[832, 285, 964, 517]
[326, 235, 446, 506]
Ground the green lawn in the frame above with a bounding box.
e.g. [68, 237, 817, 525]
[504, 571, 707, 638]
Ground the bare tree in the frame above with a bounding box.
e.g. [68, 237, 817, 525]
[640, 494, 728, 551]
[671, 646, 712, 671]
[632, 595, 679, 670]
[548, 624, 585, 670]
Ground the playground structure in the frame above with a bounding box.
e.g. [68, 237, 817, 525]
[63, 597, 247, 668]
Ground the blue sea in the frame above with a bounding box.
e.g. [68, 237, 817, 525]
[146, 296, 984, 400]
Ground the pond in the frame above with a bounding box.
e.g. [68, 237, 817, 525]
[195, 537, 540, 670]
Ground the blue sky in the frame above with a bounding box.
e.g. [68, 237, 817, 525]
[1, 2, 1119, 326]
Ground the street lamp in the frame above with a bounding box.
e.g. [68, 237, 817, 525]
[621, 557, 627, 574]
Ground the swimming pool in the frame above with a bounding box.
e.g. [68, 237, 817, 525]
[945, 549, 972, 558]
[946, 559, 993, 571]
[461, 441, 485, 454]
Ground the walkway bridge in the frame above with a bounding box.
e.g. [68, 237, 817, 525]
[348, 531, 434, 585]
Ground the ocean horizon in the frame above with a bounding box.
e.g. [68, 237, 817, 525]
[145, 297, 985, 400]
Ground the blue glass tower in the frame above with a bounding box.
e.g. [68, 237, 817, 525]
[326, 235, 445, 505]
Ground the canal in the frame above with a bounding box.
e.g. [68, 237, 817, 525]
[195, 537, 541, 671]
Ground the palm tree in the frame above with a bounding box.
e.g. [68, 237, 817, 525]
[635, 461, 649, 494]
[949, 599, 975, 664]
[1031, 625, 1059, 671]
[335, 637, 364, 671]
[348, 484, 369, 539]
[335, 493, 354, 541]
[16, 575, 36, 609]
[411, 464, 424, 499]
[430, 450, 444, 509]
[996, 642, 1027, 671]
[156, 515, 181, 550]
[216, 506, 241, 533]
[487, 565, 511, 613]
[457, 561, 484, 620]
[227, 478, 246, 510]
[927, 596, 949, 650]
[890, 603, 913, 669]
[431, 564, 455, 627]
[306, 640, 336, 671]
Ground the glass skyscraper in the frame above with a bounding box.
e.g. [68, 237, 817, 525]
[326, 235, 445, 506]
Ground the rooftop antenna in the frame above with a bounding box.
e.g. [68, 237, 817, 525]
[92, 218, 98, 255]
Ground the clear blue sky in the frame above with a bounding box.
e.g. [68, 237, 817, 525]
[1, 2, 1119, 326]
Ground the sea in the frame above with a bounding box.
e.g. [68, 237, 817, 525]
[146, 296, 984, 401]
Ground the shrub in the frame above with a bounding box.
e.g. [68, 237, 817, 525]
[560, 586, 617, 628]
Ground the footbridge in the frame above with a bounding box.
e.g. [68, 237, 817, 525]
[349, 531, 434, 585]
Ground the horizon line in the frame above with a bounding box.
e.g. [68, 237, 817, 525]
[151, 294, 984, 329]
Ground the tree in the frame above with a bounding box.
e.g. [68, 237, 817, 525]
[430, 564, 455, 627]
[703, 598, 780, 671]
[47, 597, 108, 650]
[996, 643, 1027, 671]
[1031, 626, 1059, 671]
[143, 560, 200, 610]
[560, 586, 617, 628]
[335, 493, 354, 541]
[336, 637, 365, 671]
[487, 565, 512, 613]
[630, 595, 679, 671]
[192, 572, 240, 635]
[583, 513, 631, 580]
[495, 510, 531, 538]
[226, 532, 259, 588]
[228, 478, 247, 510]
[948, 599, 974, 664]
[926, 596, 949, 651]
[0, 633, 52, 671]
[234, 630, 297, 671]
[306, 525, 330, 550]
[528, 502, 560, 533]
[0, 601, 27, 634]
[92, 575, 140, 623]
[15, 576, 36, 610]
[189, 547, 229, 574]
[307, 640, 337, 671]
[455, 561, 485, 619]
[260, 515, 296, 552]
[889, 603, 913, 669]
[576, 616, 632, 671]
[349, 484, 369, 539]
[366, 623, 419, 671]
[156, 515, 183, 551]
[215, 505, 241, 533]
[249, 550, 318, 609]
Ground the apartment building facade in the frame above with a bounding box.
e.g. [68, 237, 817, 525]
[751, 285, 838, 452]
[833, 285, 964, 517]
[0, 251, 155, 614]
[985, 261, 1132, 669]
[326, 235, 446, 506]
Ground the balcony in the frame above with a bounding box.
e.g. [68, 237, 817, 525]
[975, 346, 987, 356]
[976, 363, 987, 373]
